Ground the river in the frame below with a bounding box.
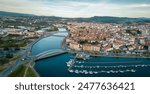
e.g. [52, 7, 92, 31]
[31, 28, 150, 77]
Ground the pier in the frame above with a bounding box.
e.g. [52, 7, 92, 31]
[66, 58, 150, 75]
[67, 59, 76, 70]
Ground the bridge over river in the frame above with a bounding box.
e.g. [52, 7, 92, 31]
[34, 49, 67, 61]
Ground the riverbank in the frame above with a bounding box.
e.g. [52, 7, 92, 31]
[30, 29, 68, 77]
[32, 27, 150, 77]
[0, 31, 59, 77]
[27, 31, 60, 77]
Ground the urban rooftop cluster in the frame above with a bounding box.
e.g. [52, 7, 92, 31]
[66, 22, 150, 55]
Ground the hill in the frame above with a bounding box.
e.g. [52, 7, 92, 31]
[0, 11, 34, 16]
[0, 11, 150, 23]
[71, 16, 150, 23]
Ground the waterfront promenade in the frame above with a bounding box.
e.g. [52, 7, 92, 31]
[67, 50, 150, 59]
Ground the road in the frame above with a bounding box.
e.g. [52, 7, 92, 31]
[0, 31, 58, 77]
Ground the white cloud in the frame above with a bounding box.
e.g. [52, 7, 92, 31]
[0, 0, 150, 18]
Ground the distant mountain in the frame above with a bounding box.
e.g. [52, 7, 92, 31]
[72, 16, 150, 23]
[0, 11, 35, 16]
[0, 11, 150, 23]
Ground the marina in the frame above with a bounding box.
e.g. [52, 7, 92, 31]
[34, 53, 150, 77]
[66, 57, 150, 75]
[31, 28, 150, 77]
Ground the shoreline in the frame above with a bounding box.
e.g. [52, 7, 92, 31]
[29, 31, 60, 77]
[30, 28, 150, 77]
[61, 29, 150, 59]
[67, 51, 150, 59]
[93, 54, 150, 59]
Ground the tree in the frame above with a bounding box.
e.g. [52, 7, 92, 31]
[6, 54, 14, 59]
[137, 30, 142, 34]
[3, 47, 10, 50]
[0, 58, 9, 65]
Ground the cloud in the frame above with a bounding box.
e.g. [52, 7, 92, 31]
[0, 0, 150, 17]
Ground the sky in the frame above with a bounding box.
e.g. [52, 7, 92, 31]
[0, 0, 150, 18]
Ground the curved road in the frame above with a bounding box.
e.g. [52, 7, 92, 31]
[0, 31, 59, 77]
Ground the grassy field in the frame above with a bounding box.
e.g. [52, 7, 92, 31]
[0, 66, 5, 72]
[25, 67, 37, 77]
[8, 64, 37, 77]
[8, 65, 26, 77]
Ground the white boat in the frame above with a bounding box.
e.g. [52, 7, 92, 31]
[68, 69, 74, 73]
[94, 71, 98, 74]
[119, 70, 124, 73]
[110, 70, 115, 73]
[131, 69, 136, 72]
[89, 71, 93, 74]
[107, 71, 110, 74]
[75, 70, 79, 74]
[66, 59, 75, 67]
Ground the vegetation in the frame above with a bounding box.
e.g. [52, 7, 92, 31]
[8, 65, 26, 77]
[2, 20, 31, 28]
[137, 30, 142, 34]
[8, 64, 37, 77]
[0, 53, 19, 67]
[143, 52, 150, 56]
[0, 66, 5, 72]
[0, 36, 30, 49]
[103, 37, 106, 41]
[25, 67, 37, 77]
[90, 41, 99, 45]
[46, 28, 58, 32]
[126, 29, 142, 36]
[126, 30, 135, 36]
[5, 54, 14, 59]
[79, 40, 88, 44]
[112, 49, 122, 53]
[0, 58, 9, 65]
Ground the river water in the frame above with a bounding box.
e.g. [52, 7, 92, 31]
[32, 28, 150, 77]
